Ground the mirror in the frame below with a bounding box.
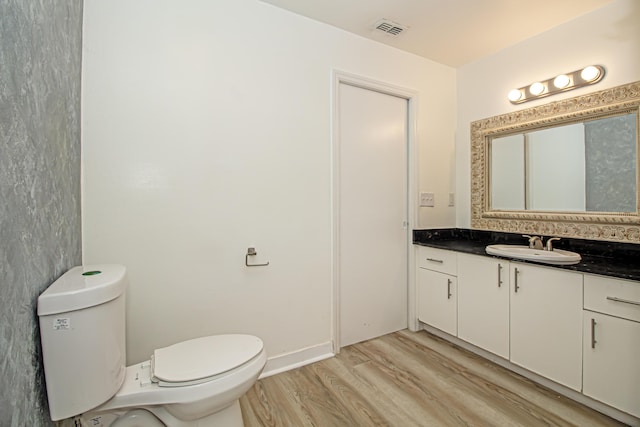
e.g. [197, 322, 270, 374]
[471, 80, 640, 242]
[490, 113, 637, 212]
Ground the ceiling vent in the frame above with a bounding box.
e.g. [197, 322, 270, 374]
[373, 19, 407, 36]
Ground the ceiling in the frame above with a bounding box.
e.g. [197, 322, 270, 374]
[260, 0, 614, 67]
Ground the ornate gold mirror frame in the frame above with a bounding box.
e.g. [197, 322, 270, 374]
[471, 80, 640, 242]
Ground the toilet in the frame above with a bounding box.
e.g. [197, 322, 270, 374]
[37, 265, 266, 427]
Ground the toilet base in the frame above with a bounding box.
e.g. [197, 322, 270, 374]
[68, 400, 244, 427]
[152, 400, 244, 427]
[190, 400, 244, 427]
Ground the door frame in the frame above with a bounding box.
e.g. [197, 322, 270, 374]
[331, 70, 419, 353]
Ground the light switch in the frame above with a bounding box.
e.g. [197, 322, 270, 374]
[448, 192, 455, 207]
[420, 192, 435, 207]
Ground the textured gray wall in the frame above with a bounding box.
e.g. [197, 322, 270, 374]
[585, 113, 637, 212]
[0, 1, 83, 425]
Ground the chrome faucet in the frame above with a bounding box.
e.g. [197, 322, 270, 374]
[546, 237, 561, 251]
[522, 235, 543, 250]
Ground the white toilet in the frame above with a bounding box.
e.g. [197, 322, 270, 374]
[37, 265, 266, 427]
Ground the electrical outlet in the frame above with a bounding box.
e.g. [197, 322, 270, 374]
[420, 192, 435, 207]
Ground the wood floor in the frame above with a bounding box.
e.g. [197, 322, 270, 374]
[240, 329, 625, 427]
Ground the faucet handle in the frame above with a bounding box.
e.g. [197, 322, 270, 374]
[546, 237, 561, 251]
[522, 235, 543, 249]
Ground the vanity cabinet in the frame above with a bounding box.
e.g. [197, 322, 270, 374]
[583, 275, 640, 418]
[416, 247, 457, 336]
[509, 262, 583, 391]
[414, 243, 640, 423]
[457, 253, 510, 359]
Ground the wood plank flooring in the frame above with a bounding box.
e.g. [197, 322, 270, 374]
[240, 330, 625, 426]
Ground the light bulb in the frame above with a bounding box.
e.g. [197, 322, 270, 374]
[529, 82, 545, 96]
[581, 66, 600, 82]
[508, 89, 523, 102]
[553, 74, 570, 89]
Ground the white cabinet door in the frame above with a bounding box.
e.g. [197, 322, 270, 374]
[510, 263, 583, 391]
[417, 268, 457, 336]
[458, 254, 510, 359]
[583, 311, 640, 418]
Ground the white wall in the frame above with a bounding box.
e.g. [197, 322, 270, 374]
[456, 0, 640, 227]
[82, 0, 456, 367]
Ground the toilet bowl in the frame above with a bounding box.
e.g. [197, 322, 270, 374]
[83, 335, 266, 426]
[38, 265, 266, 427]
[88, 409, 164, 427]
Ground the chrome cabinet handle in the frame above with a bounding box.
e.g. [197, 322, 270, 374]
[606, 296, 640, 306]
[426, 258, 444, 263]
[497, 263, 503, 287]
[514, 267, 520, 293]
[447, 279, 452, 299]
[591, 318, 597, 349]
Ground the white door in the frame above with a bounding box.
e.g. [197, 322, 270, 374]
[509, 263, 583, 391]
[583, 311, 640, 418]
[457, 254, 510, 359]
[417, 268, 457, 336]
[338, 83, 408, 348]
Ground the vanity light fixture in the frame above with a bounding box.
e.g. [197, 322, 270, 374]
[508, 89, 524, 102]
[529, 82, 545, 96]
[507, 65, 605, 104]
[581, 65, 601, 82]
[553, 74, 570, 89]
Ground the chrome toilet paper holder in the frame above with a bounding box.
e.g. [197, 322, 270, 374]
[245, 247, 269, 267]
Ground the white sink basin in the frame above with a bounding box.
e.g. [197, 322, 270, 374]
[485, 244, 581, 265]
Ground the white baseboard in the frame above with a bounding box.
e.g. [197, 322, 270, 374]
[260, 341, 334, 379]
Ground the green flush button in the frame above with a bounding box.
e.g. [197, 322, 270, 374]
[82, 271, 102, 276]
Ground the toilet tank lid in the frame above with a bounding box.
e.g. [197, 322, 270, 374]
[152, 335, 264, 384]
[37, 265, 128, 316]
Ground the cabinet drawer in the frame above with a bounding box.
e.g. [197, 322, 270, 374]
[416, 246, 457, 275]
[584, 274, 640, 322]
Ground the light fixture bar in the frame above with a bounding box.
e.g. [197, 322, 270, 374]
[508, 65, 605, 104]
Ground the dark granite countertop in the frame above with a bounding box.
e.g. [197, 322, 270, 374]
[413, 228, 640, 282]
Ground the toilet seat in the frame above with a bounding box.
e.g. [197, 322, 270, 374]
[92, 334, 266, 414]
[151, 335, 263, 387]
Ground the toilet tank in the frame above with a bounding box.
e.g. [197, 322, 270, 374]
[38, 265, 128, 421]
